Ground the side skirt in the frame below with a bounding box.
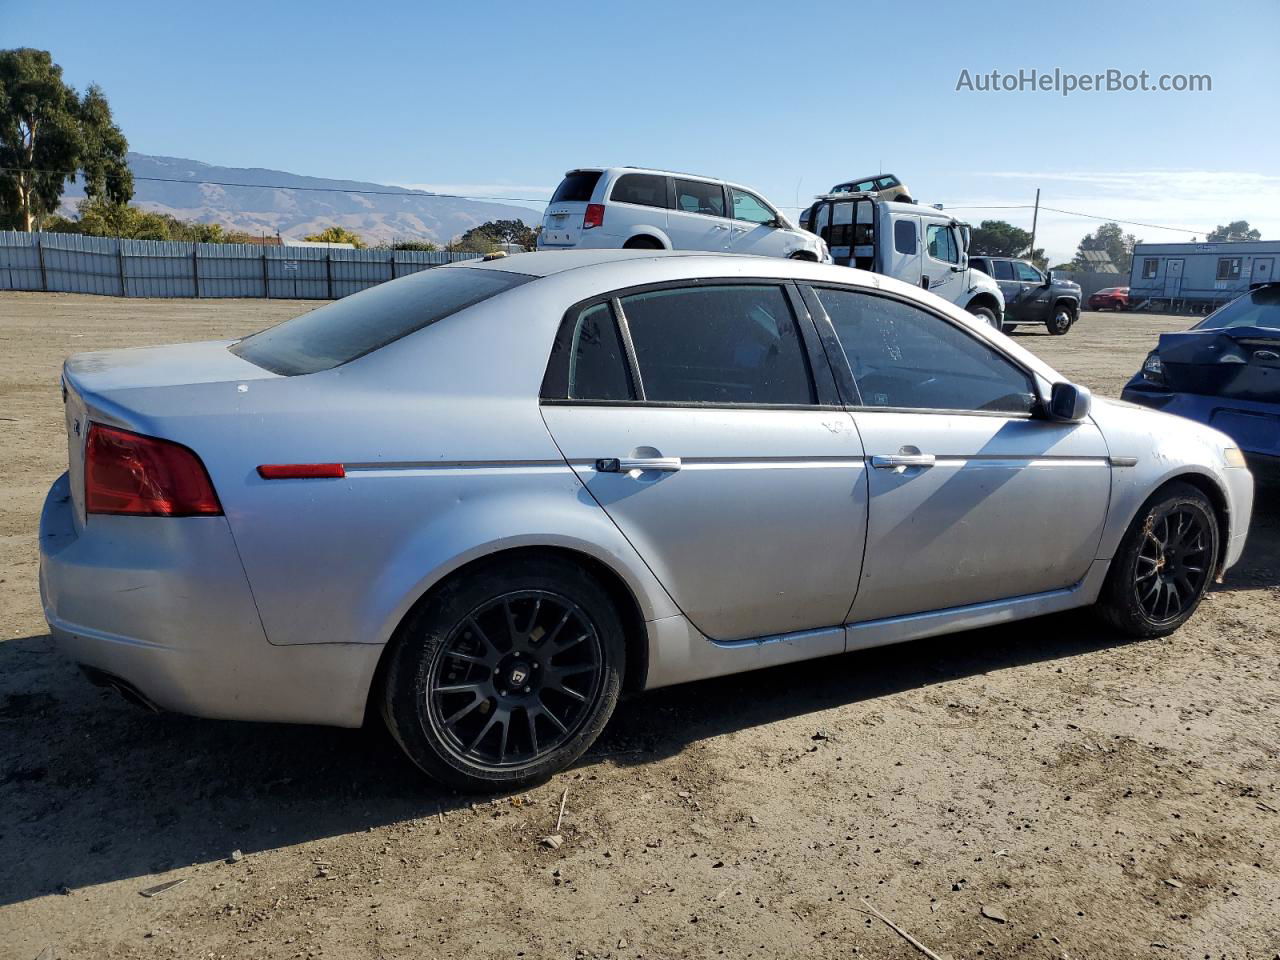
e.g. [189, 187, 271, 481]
[641, 559, 1110, 691]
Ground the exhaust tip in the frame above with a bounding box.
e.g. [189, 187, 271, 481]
[79, 665, 161, 713]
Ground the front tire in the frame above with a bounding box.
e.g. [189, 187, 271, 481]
[1048, 304, 1074, 335]
[381, 556, 625, 792]
[1095, 482, 1219, 638]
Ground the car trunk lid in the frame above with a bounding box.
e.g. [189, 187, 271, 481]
[541, 170, 603, 247]
[1158, 326, 1280, 403]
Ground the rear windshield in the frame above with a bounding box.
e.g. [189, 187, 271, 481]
[230, 266, 533, 375]
[551, 171, 602, 204]
[1195, 284, 1280, 330]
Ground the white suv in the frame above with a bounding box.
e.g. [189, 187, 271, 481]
[537, 167, 828, 262]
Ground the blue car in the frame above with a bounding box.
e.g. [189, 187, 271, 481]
[1122, 282, 1280, 472]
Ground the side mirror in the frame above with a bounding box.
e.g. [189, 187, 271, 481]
[1047, 382, 1092, 421]
[1044, 269, 1056, 286]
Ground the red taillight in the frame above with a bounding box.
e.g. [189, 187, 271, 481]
[85, 424, 222, 517]
[582, 203, 605, 230]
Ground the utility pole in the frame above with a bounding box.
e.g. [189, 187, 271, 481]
[1028, 188, 1041, 263]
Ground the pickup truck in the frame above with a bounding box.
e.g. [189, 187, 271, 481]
[969, 256, 1082, 335]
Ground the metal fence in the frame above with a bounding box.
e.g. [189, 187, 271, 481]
[0, 231, 481, 300]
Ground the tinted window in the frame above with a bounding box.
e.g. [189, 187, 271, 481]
[232, 267, 533, 376]
[992, 259, 1015, 280]
[926, 224, 958, 263]
[814, 288, 1036, 414]
[620, 285, 813, 405]
[970, 257, 990, 275]
[569, 303, 632, 400]
[729, 188, 775, 225]
[674, 179, 725, 217]
[1195, 284, 1280, 330]
[1014, 261, 1043, 282]
[551, 171, 602, 203]
[876, 176, 899, 189]
[611, 174, 668, 208]
[894, 219, 917, 255]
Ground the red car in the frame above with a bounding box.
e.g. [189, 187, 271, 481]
[1088, 286, 1130, 310]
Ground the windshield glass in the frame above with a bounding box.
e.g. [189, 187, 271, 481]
[1194, 285, 1280, 330]
[231, 266, 533, 375]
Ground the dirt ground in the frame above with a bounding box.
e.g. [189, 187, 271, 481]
[1, 292, 1277, 960]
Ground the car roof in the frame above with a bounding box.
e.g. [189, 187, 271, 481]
[454, 249, 755, 277]
[563, 166, 752, 189]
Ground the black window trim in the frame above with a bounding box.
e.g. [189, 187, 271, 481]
[540, 277, 844, 410]
[798, 281, 1043, 420]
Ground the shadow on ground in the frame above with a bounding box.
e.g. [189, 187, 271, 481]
[1, 487, 1274, 907]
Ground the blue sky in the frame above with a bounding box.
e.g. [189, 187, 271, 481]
[5, 0, 1277, 262]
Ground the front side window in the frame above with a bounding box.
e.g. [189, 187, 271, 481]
[729, 188, 775, 225]
[926, 224, 959, 264]
[813, 287, 1036, 415]
[674, 179, 726, 217]
[1216, 257, 1242, 280]
[232, 267, 533, 376]
[611, 174, 668, 209]
[893, 219, 917, 255]
[619, 285, 813, 405]
[1142, 258, 1159, 279]
[1014, 261, 1043, 283]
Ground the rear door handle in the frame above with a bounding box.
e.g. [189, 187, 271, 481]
[596, 457, 682, 473]
[871, 454, 936, 470]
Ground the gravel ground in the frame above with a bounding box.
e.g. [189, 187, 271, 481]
[1, 292, 1277, 960]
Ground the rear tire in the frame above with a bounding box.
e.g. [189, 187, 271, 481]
[623, 236, 663, 250]
[1094, 482, 1219, 639]
[1048, 304, 1074, 335]
[381, 556, 626, 792]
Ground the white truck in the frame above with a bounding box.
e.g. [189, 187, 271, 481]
[800, 194, 1005, 328]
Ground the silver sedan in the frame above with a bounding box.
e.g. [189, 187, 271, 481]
[39, 250, 1254, 790]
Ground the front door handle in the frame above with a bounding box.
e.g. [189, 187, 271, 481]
[596, 457, 683, 473]
[871, 454, 936, 470]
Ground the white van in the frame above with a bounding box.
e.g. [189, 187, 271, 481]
[538, 167, 828, 262]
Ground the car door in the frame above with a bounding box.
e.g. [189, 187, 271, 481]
[922, 222, 965, 304]
[988, 259, 1024, 318]
[801, 284, 1111, 623]
[726, 186, 789, 257]
[1013, 260, 1052, 321]
[667, 178, 732, 252]
[887, 214, 922, 288]
[540, 281, 868, 642]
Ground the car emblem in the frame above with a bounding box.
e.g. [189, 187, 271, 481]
[509, 666, 529, 686]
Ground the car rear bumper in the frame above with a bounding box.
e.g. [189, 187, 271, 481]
[39, 473, 381, 727]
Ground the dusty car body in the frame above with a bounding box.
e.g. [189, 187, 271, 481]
[41, 250, 1253, 789]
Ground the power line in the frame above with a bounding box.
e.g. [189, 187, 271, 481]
[4, 165, 1210, 236]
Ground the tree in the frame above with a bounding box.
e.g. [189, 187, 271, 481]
[1071, 222, 1140, 273]
[969, 220, 1033, 258]
[392, 239, 439, 251]
[303, 225, 365, 247]
[1206, 220, 1261, 242]
[48, 196, 235, 242]
[452, 218, 538, 253]
[0, 49, 131, 231]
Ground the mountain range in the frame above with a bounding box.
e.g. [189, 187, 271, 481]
[58, 153, 543, 244]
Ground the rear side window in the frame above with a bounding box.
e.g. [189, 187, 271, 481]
[992, 259, 1015, 280]
[893, 219, 917, 255]
[814, 287, 1035, 414]
[231, 267, 533, 375]
[674, 179, 726, 217]
[551, 171, 602, 203]
[619, 285, 813, 405]
[611, 174, 668, 208]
